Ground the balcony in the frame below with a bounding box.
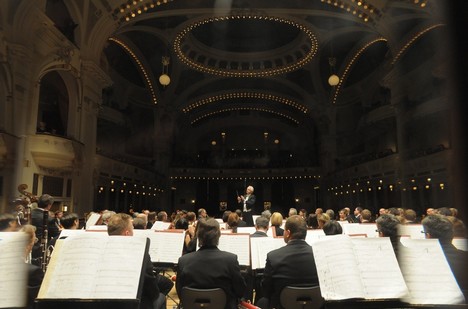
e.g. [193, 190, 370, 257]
[29, 134, 83, 170]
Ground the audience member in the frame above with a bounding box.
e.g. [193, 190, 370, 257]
[176, 218, 246, 309]
[257, 215, 319, 309]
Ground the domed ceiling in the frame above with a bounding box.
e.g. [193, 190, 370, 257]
[91, 0, 444, 170]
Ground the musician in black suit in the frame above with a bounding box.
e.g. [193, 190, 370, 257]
[257, 215, 319, 309]
[237, 185, 256, 227]
[251, 216, 269, 237]
[31, 194, 54, 264]
[176, 218, 246, 309]
[107, 213, 166, 309]
[422, 214, 468, 297]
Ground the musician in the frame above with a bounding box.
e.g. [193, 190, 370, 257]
[176, 218, 246, 309]
[270, 212, 284, 237]
[257, 215, 319, 309]
[107, 213, 166, 309]
[20, 224, 44, 309]
[197, 208, 207, 220]
[422, 214, 468, 296]
[237, 185, 255, 227]
[323, 220, 343, 235]
[30, 194, 54, 263]
[0, 213, 19, 231]
[251, 216, 269, 237]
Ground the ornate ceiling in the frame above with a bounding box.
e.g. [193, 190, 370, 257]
[59, 0, 447, 170]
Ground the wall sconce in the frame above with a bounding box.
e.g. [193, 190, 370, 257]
[159, 56, 171, 86]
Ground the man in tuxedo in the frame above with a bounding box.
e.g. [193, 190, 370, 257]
[257, 215, 319, 309]
[237, 185, 256, 226]
[31, 194, 54, 264]
[107, 213, 166, 309]
[176, 218, 246, 309]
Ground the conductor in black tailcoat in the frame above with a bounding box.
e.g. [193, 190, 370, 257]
[237, 185, 255, 227]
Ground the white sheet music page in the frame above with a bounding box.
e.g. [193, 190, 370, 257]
[250, 237, 285, 270]
[218, 233, 251, 266]
[312, 235, 365, 300]
[399, 238, 465, 304]
[150, 221, 171, 231]
[85, 213, 102, 229]
[342, 223, 378, 237]
[0, 232, 28, 308]
[133, 230, 185, 263]
[38, 233, 146, 299]
[350, 237, 409, 299]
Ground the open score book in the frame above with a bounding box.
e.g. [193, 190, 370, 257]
[311, 235, 465, 305]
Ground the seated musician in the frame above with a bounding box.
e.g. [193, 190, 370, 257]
[257, 215, 319, 309]
[376, 213, 401, 256]
[176, 218, 246, 309]
[251, 216, 269, 237]
[20, 224, 44, 309]
[422, 214, 468, 297]
[270, 212, 284, 236]
[323, 220, 343, 235]
[107, 213, 166, 309]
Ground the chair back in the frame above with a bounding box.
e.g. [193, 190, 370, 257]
[279, 286, 323, 309]
[181, 287, 226, 309]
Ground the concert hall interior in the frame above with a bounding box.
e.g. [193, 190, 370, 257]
[0, 0, 468, 308]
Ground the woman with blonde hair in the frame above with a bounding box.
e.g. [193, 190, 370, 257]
[270, 212, 284, 236]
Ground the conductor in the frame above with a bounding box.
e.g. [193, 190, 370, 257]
[237, 185, 255, 227]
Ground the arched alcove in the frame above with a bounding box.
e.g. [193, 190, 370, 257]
[37, 71, 69, 136]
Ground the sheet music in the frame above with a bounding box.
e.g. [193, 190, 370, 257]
[85, 213, 102, 229]
[350, 237, 409, 299]
[218, 233, 250, 266]
[237, 227, 256, 235]
[0, 232, 28, 308]
[399, 238, 465, 304]
[59, 229, 86, 238]
[452, 238, 467, 251]
[133, 230, 185, 263]
[342, 223, 378, 237]
[312, 235, 366, 300]
[150, 221, 171, 231]
[38, 234, 146, 299]
[305, 229, 325, 246]
[250, 237, 286, 269]
[86, 225, 108, 231]
[398, 224, 424, 239]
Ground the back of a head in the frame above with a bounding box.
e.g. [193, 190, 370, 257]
[38, 194, 54, 209]
[307, 213, 319, 229]
[148, 211, 156, 222]
[175, 217, 189, 230]
[0, 213, 17, 231]
[270, 212, 283, 226]
[133, 217, 147, 229]
[255, 216, 269, 230]
[376, 214, 400, 237]
[323, 220, 343, 235]
[404, 209, 417, 222]
[288, 208, 297, 217]
[325, 209, 335, 220]
[227, 212, 239, 229]
[422, 214, 454, 243]
[285, 215, 307, 240]
[437, 207, 452, 217]
[261, 210, 272, 220]
[61, 213, 79, 229]
[157, 211, 167, 221]
[222, 210, 232, 223]
[361, 209, 372, 221]
[197, 218, 221, 247]
[107, 213, 132, 236]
